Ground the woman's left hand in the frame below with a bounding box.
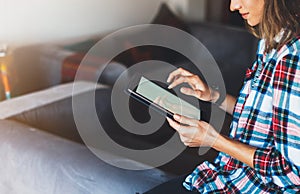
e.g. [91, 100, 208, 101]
[168, 115, 257, 168]
[167, 114, 220, 147]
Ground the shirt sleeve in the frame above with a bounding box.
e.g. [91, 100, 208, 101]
[253, 53, 300, 187]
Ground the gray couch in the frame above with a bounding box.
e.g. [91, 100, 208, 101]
[0, 21, 258, 193]
[0, 82, 175, 194]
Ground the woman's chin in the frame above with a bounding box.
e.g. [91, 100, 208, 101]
[246, 20, 260, 27]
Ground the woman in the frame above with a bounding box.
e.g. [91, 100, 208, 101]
[145, 0, 300, 193]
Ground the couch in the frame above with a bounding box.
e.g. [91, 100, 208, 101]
[1, 4, 258, 194]
[0, 82, 176, 194]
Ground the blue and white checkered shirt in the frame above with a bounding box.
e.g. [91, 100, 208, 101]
[184, 36, 300, 193]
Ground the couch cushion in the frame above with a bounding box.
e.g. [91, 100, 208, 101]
[188, 22, 258, 96]
[61, 54, 127, 86]
[112, 3, 190, 67]
[151, 3, 190, 33]
[0, 119, 174, 194]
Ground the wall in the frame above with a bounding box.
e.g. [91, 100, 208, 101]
[0, 0, 206, 48]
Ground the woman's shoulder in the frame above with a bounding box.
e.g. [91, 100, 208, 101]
[258, 34, 300, 56]
[274, 35, 300, 60]
[271, 36, 300, 78]
[284, 35, 300, 52]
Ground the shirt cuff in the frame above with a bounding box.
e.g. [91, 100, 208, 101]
[253, 147, 273, 176]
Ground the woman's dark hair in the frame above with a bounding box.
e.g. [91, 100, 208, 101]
[247, 0, 300, 53]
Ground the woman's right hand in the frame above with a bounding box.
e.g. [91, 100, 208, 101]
[167, 68, 219, 103]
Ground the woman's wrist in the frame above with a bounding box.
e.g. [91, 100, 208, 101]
[210, 88, 220, 103]
[212, 133, 227, 151]
[210, 88, 226, 106]
[215, 92, 226, 106]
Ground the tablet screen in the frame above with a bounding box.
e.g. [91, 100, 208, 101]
[134, 76, 200, 120]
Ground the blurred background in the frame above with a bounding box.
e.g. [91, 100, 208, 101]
[0, 0, 245, 99]
[0, 0, 243, 48]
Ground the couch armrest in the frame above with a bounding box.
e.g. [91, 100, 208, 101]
[0, 81, 107, 142]
[0, 81, 106, 119]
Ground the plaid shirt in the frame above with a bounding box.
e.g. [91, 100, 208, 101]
[184, 36, 300, 193]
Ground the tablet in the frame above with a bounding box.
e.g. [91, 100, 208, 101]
[126, 76, 200, 120]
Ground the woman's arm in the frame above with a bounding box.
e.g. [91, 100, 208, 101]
[254, 53, 300, 186]
[211, 91, 237, 115]
[168, 113, 300, 187]
[168, 53, 300, 187]
[213, 134, 256, 168]
[167, 115, 256, 168]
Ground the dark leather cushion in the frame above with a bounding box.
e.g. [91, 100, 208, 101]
[188, 22, 258, 96]
[151, 3, 190, 33]
[113, 3, 189, 67]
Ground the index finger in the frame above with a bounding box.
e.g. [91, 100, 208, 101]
[173, 114, 198, 127]
[166, 117, 191, 133]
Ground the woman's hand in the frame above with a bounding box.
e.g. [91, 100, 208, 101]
[167, 68, 219, 103]
[167, 114, 220, 147]
[167, 114, 256, 168]
[167, 67, 237, 115]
